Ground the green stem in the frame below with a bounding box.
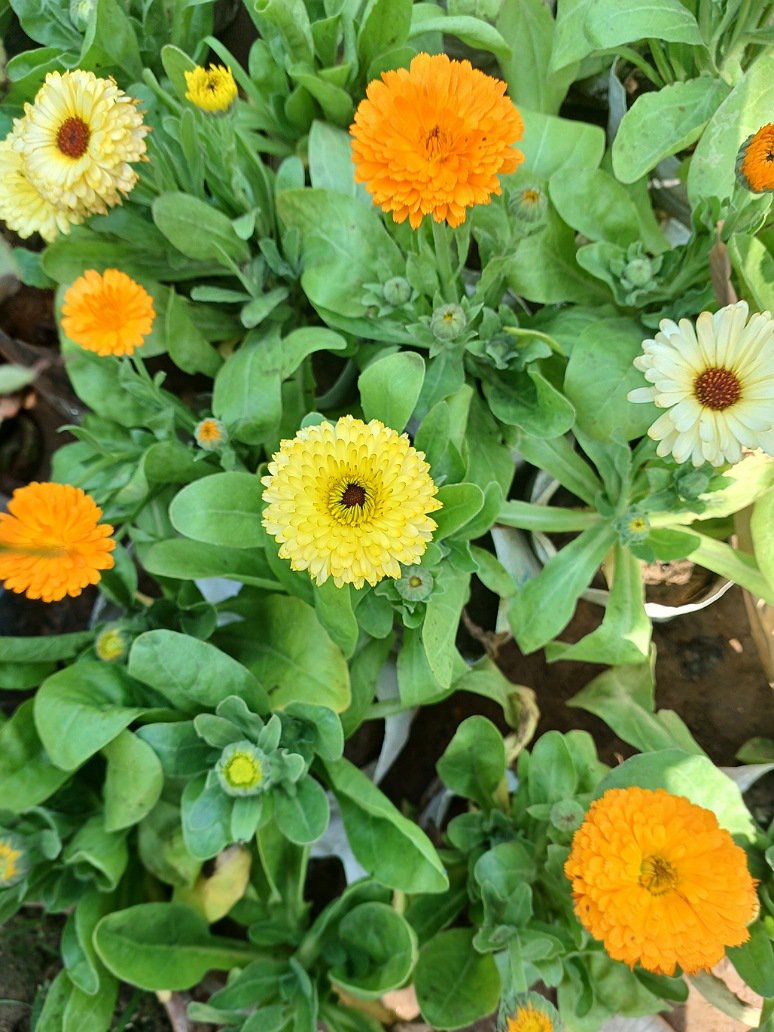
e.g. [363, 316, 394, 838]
[431, 220, 458, 303]
[648, 39, 675, 84]
[618, 46, 664, 88]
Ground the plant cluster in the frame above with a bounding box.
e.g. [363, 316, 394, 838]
[0, 0, 773, 1030]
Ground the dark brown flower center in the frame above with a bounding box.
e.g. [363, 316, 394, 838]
[341, 483, 367, 508]
[56, 116, 90, 158]
[639, 855, 678, 896]
[693, 366, 741, 410]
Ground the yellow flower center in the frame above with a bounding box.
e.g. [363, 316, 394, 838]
[56, 116, 91, 158]
[693, 366, 741, 410]
[628, 516, 647, 533]
[409, 575, 423, 588]
[0, 840, 22, 883]
[95, 628, 126, 662]
[522, 188, 541, 206]
[224, 752, 264, 790]
[639, 854, 678, 896]
[197, 419, 222, 443]
[507, 1003, 553, 1032]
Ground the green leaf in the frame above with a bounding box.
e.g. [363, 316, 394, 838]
[142, 538, 279, 589]
[80, 0, 143, 79]
[330, 901, 418, 999]
[358, 0, 413, 75]
[518, 108, 605, 178]
[397, 625, 444, 706]
[152, 193, 250, 264]
[408, 14, 511, 61]
[566, 318, 658, 441]
[688, 52, 774, 205]
[437, 716, 506, 809]
[63, 817, 128, 892]
[688, 531, 774, 603]
[358, 351, 425, 431]
[505, 212, 607, 306]
[169, 472, 267, 548]
[415, 928, 501, 1030]
[483, 364, 576, 435]
[422, 565, 470, 689]
[94, 903, 256, 990]
[215, 595, 351, 712]
[274, 778, 330, 845]
[508, 522, 617, 653]
[432, 483, 484, 540]
[325, 757, 448, 893]
[103, 731, 164, 832]
[751, 489, 774, 591]
[549, 168, 641, 245]
[569, 661, 705, 755]
[598, 750, 756, 841]
[551, 0, 701, 71]
[496, 0, 576, 115]
[512, 432, 602, 506]
[165, 290, 222, 376]
[0, 630, 92, 662]
[212, 330, 282, 444]
[728, 922, 774, 998]
[314, 580, 358, 659]
[308, 120, 359, 197]
[0, 700, 70, 812]
[129, 630, 268, 714]
[497, 500, 598, 533]
[546, 545, 651, 664]
[138, 800, 201, 888]
[34, 663, 148, 772]
[729, 234, 774, 313]
[613, 78, 730, 184]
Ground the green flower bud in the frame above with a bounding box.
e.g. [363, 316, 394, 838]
[431, 303, 467, 342]
[614, 511, 651, 545]
[395, 566, 434, 602]
[623, 257, 656, 288]
[95, 626, 128, 663]
[549, 799, 585, 834]
[508, 183, 548, 224]
[383, 276, 412, 307]
[217, 741, 270, 797]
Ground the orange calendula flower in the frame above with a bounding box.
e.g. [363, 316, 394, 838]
[736, 123, 774, 193]
[506, 1000, 557, 1031]
[350, 52, 524, 229]
[565, 787, 757, 976]
[0, 482, 115, 602]
[61, 269, 155, 356]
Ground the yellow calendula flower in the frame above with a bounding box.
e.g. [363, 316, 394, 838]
[15, 70, 149, 214]
[184, 64, 238, 113]
[0, 131, 86, 241]
[0, 833, 27, 888]
[262, 415, 442, 589]
[565, 787, 758, 975]
[350, 52, 524, 229]
[61, 269, 155, 356]
[0, 482, 115, 602]
[736, 123, 774, 193]
[507, 1002, 556, 1032]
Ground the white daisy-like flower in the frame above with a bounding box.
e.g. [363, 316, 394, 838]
[628, 301, 774, 466]
[15, 70, 149, 214]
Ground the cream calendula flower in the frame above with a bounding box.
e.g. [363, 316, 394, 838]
[628, 301, 774, 466]
[16, 70, 149, 214]
[262, 416, 442, 589]
[0, 132, 85, 241]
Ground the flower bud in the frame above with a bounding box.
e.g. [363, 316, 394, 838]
[95, 626, 128, 663]
[217, 741, 270, 797]
[383, 276, 412, 307]
[508, 183, 548, 224]
[395, 566, 434, 602]
[194, 417, 227, 451]
[430, 303, 467, 342]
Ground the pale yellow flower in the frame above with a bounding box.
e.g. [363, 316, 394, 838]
[262, 416, 441, 589]
[0, 133, 84, 241]
[16, 70, 149, 214]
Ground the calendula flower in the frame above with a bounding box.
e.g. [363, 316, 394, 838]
[506, 998, 558, 1032]
[16, 70, 148, 214]
[0, 482, 115, 602]
[217, 742, 269, 797]
[61, 269, 155, 356]
[736, 123, 774, 193]
[565, 787, 757, 975]
[185, 64, 238, 113]
[95, 626, 128, 662]
[194, 417, 227, 451]
[350, 53, 523, 229]
[262, 416, 442, 589]
[0, 133, 85, 242]
[0, 833, 27, 888]
[627, 301, 774, 466]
